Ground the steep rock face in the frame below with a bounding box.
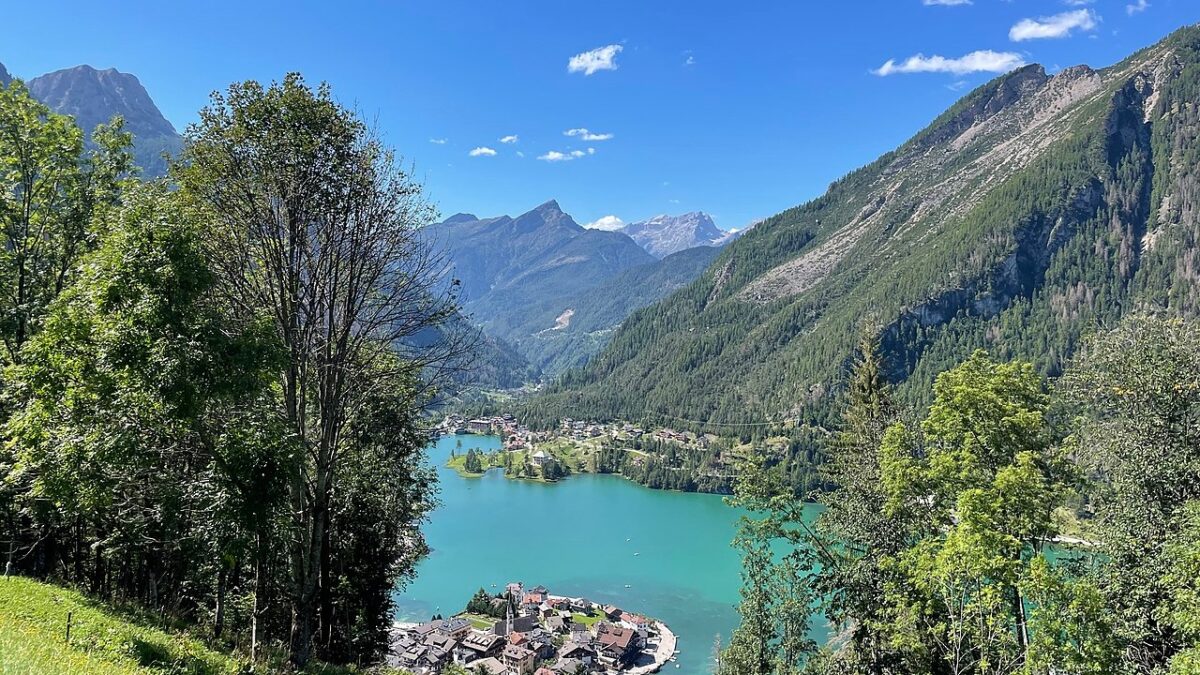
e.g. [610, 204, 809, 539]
[534, 25, 1200, 427]
[0, 62, 11, 87]
[27, 65, 181, 176]
[622, 212, 728, 258]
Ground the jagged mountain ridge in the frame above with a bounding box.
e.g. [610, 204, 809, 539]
[588, 211, 740, 257]
[528, 25, 1200, 428]
[1, 61, 181, 176]
[429, 201, 727, 378]
[428, 200, 655, 316]
[622, 212, 728, 258]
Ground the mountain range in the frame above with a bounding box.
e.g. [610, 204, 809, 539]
[428, 201, 728, 376]
[590, 212, 741, 258]
[3, 60, 736, 389]
[527, 25, 1200, 428]
[1, 61, 181, 176]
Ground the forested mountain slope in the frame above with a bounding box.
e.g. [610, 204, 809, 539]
[428, 201, 723, 377]
[529, 26, 1200, 428]
[498, 245, 721, 374]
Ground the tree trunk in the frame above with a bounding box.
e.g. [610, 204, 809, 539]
[291, 492, 328, 668]
[251, 533, 262, 663]
[320, 513, 332, 650]
[214, 564, 227, 639]
[1012, 584, 1029, 660]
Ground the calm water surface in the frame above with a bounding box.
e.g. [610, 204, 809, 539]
[394, 434, 821, 674]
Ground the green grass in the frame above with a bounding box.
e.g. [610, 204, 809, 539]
[570, 610, 606, 628]
[445, 451, 504, 477]
[0, 577, 380, 675]
[0, 576, 241, 675]
[456, 613, 497, 630]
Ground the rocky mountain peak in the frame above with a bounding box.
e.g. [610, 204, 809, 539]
[26, 64, 181, 176]
[441, 212, 479, 225]
[512, 199, 579, 233]
[0, 62, 10, 87]
[29, 65, 176, 139]
[534, 199, 565, 216]
[622, 211, 728, 258]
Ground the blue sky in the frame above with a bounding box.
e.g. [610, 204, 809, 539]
[4, 0, 1198, 230]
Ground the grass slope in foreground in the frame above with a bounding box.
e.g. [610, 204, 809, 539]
[0, 576, 241, 674]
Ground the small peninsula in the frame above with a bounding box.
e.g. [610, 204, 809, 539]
[391, 581, 677, 674]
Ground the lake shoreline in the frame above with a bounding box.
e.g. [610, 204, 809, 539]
[395, 433, 813, 674]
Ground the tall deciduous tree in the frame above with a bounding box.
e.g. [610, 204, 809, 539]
[6, 183, 283, 618]
[0, 79, 133, 582]
[0, 80, 131, 364]
[1068, 315, 1200, 673]
[175, 74, 461, 666]
[874, 351, 1100, 675]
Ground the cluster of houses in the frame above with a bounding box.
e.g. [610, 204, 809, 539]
[389, 583, 662, 675]
[558, 419, 610, 441]
[441, 414, 544, 452]
[441, 413, 719, 450]
[442, 414, 523, 438]
[438, 413, 723, 482]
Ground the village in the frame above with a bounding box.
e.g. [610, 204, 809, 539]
[436, 413, 744, 491]
[389, 582, 677, 675]
[440, 413, 699, 451]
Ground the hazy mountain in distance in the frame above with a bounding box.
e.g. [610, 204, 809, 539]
[620, 212, 728, 258]
[491, 244, 722, 375]
[427, 200, 654, 339]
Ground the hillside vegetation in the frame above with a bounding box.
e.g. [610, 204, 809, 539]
[529, 26, 1200, 429]
[0, 576, 240, 675]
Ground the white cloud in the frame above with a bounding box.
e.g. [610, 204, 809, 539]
[499, 135, 519, 144]
[564, 128, 614, 141]
[584, 215, 626, 231]
[1126, 0, 1149, 14]
[873, 50, 1026, 76]
[429, 138, 447, 144]
[538, 147, 596, 162]
[516, 151, 525, 158]
[468, 146, 497, 157]
[923, 0, 972, 5]
[1009, 9, 1098, 41]
[685, 55, 696, 66]
[568, 44, 623, 76]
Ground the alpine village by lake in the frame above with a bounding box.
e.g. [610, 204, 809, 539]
[3, 6, 1200, 675]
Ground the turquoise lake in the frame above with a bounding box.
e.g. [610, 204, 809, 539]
[393, 433, 819, 674]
